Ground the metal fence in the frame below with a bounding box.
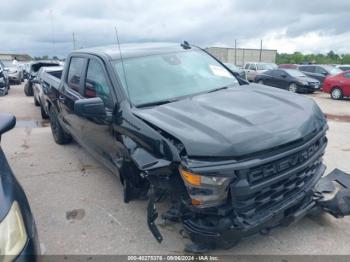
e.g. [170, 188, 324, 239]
[206, 47, 277, 67]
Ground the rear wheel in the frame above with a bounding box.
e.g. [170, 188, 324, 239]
[330, 87, 343, 100]
[49, 106, 72, 144]
[41, 105, 49, 119]
[288, 83, 298, 93]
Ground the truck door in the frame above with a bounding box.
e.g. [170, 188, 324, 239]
[78, 57, 122, 172]
[56, 56, 87, 144]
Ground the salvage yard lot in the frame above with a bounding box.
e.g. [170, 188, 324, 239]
[1, 83, 350, 255]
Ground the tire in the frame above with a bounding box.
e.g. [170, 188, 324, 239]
[40, 105, 49, 119]
[258, 80, 264, 85]
[288, 83, 298, 93]
[330, 87, 343, 100]
[49, 106, 72, 144]
[34, 96, 40, 106]
[24, 81, 33, 96]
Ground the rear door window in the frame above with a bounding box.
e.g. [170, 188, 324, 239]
[67, 57, 86, 93]
[299, 66, 314, 73]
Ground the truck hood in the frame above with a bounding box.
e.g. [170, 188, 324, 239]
[133, 84, 327, 158]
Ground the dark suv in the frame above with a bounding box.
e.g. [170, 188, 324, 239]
[298, 64, 342, 86]
[44, 42, 350, 252]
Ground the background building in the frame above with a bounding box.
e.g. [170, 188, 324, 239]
[0, 53, 32, 61]
[206, 47, 277, 67]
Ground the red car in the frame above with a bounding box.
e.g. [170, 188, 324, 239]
[322, 70, 350, 100]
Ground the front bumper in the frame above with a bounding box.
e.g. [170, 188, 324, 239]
[299, 83, 320, 92]
[8, 72, 21, 82]
[182, 167, 350, 251]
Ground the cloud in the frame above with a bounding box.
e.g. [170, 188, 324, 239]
[0, 0, 349, 57]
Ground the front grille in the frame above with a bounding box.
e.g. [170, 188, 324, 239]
[230, 133, 327, 221]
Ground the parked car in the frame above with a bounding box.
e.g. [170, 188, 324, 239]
[255, 69, 320, 93]
[278, 64, 298, 69]
[0, 62, 10, 96]
[1, 60, 22, 84]
[244, 62, 277, 81]
[0, 113, 40, 260]
[335, 64, 350, 71]
[44, 42, 350, 252]
[298, 64, 342, 86]
[224, 63, 246, 79]
[24, 60, 61, 96]
[322, 70, 350, 100]
[33, 66, 63, 119]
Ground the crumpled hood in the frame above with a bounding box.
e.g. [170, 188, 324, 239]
[133, 84, 327, 158]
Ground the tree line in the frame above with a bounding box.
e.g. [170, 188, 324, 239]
[277, 50, 350, 65]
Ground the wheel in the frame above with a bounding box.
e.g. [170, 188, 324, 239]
[34, 96, 40, 106]
[258, 80, 264, 85]
[49, 106, 72, 144]
[288, 83, 298, 93]
[24, 81, 33, 96]
[40, 105, 49, 119]
[330, 87, 343, 100]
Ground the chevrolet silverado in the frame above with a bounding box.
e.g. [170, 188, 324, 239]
[43, 42, 350, 252]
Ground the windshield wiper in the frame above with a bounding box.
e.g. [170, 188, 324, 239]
[136, 99, 178, 108]
[207, 86, 231, 93]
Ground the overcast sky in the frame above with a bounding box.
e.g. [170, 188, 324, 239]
[1, 0, 349, 58]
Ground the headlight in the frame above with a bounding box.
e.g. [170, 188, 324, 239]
[0, 201, 28, 259]
[179, 168, 232, 208]
[298, 80, 308, 85]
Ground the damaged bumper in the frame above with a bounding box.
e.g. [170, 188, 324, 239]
[181, 168, 350, 250]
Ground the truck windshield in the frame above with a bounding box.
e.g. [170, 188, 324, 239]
[112, 50, 239, 106]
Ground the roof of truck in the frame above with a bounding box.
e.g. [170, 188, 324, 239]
[74, 42, 194, 60]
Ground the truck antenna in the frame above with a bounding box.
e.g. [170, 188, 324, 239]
[114, 26, 131, 102]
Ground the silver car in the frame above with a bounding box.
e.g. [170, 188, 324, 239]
[1, 60, 22, 84]
[244, 62, 277, 82]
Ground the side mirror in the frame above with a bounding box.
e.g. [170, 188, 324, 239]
[74, 97, 106, 118]
[0, 113, 16, 140]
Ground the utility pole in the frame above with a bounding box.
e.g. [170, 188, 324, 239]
[49, 9, 56, 58]
[259, 39, 262, 62]
[234, 39, 237, 65]
[72, 32, 76, 50]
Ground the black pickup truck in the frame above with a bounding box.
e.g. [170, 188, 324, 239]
[32, 66, 63, 119]
[24, 60, 61, 96]
[43, 42, 350, 252]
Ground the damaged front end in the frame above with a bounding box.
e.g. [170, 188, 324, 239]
[140, 125, 350, 253]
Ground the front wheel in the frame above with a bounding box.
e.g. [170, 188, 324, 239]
[288, 83, 298, 93]
[24, 81, 33, 96]
[49, 106, 72, 144]
[34, 96, 40, 106]
[258, 80, 264, 85]
[330, 87, 343, 100]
